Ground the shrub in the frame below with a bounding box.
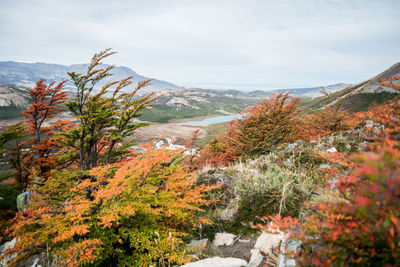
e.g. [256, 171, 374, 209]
[302, 104, 361, 140]
[198, 93, 304, 167]
[268, 139, 400, 266]
[2, 148, 216, 266]
[233, 155, 313, 220]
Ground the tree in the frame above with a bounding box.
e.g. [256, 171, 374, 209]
[62, 49, 159, 170]
[21, 79, 68, 179]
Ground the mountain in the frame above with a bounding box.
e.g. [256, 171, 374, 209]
[0, 61, 178, 95]
[300, 62, 400, 113]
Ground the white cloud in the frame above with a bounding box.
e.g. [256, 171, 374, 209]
[0, 0, 399, 89]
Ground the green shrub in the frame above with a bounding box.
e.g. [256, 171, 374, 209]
[234, 156, 313, 219]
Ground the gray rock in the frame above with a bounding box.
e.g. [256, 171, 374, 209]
[278, 235, 302, 267]
[326, 147, 337, 153]
[213, 233, 236, 247]
[0, 238, 17, 267]
[364, 120, 374, 129]
[181, 257, 247, 267]
[249, 249, 264, 267]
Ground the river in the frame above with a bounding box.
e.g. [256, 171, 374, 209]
[176, 113, 243, 126]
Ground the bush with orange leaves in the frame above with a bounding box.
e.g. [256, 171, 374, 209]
[262, 139, 400, 266]
[368, 76, 400, 140]
[302, 104, 362, 140]
[2, 147, 218, 266]
[199, 93, 304, 167]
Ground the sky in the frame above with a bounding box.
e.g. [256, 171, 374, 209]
[0, 0, 399, 90]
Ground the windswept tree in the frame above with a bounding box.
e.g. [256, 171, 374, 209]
[62, 49, 159, 170]
[21, 80, 69, 180]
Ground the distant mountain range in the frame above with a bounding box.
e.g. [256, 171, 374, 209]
[0, 61, 179, 95]
[1, 60, 399, 124]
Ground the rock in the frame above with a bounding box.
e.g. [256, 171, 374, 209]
[282, 143, 298, 154]
[326, 147, 337, 153]
[0, 238, 17, 267]
[249, 249, 264, 267]
[364, 120, 374, 129]
[187, 239, 208, 256]
[319, 164, 332, 169]
[181, 257, 247, 267]
[254, 230, 284, 255]
[278, 235, 302, 267]
[213, 233, 236, 247]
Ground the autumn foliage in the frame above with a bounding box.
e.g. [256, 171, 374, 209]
[62, 49, 159, 170]
[199, 93, 304, 166]
[367, 76, 400, 140]
[3, 148, 216, 266]
[302, 104, 361, 139]
[266, 139, 400, 266]
[21, 79, 69, 180]
[257, 78, 400, 266]
[3, 50, 400, 266]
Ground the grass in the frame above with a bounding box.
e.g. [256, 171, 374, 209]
[337, 92, 397, 112]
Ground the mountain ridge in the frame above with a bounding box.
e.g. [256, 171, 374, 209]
[0, 61, 178, 95]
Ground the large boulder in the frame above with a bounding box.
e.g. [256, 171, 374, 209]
[182, 257, 247, 267]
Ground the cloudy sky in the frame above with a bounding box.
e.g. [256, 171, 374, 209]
[0, 0, 399, 90]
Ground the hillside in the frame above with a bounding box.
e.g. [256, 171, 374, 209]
[0, 61, 178, 95]
[0, 84, 31, 120]
[140, 88, 270, 123]
[300, 62, 400, 113]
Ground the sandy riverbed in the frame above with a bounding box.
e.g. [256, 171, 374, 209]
[136, 123, 207, 140]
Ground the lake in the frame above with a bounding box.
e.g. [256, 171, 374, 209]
[176, 113, 243, 126]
